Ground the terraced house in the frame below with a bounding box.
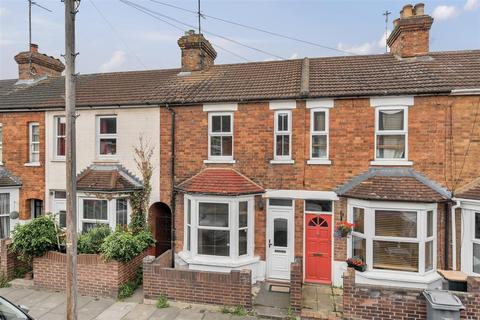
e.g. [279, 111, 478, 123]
[0, 2, 479, 298]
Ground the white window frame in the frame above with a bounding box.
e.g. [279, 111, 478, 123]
[460, 202, 480, 276]
[28, 122, 40, 165]
[347, 199, 437, 276]
[77, 196, 130, 232]
[272, 110, 292, 162]
[54, 116, 66, 159]
[182, 194, 255, 264]
[207, 112, 234, 162]
[304, 199, 333, 214]
[96, 115, 117, 159]
[372, 106, 411, 166]
[0, 123, 3, 165]
[309, 108, 330, 163]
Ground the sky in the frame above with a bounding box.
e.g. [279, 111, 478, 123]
[0, 0, 479, 80]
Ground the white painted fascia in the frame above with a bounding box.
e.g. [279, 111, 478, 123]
[306, 99, 334, 109]
[263, 189, 338, 200]
[203, 103, 238, 112]
[269, 100, 297, 110]
[370, 95, 414, 107]
[451, 88, 480, 96]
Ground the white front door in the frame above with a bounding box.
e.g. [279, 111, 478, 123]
[266, 200, 294, 280]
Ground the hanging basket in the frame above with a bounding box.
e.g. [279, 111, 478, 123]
[346, 257, 366, 272]
[334, 221, 354, 239]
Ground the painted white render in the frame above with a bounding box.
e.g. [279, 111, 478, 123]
[44, 107, 161, 214]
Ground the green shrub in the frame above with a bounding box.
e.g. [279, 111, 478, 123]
[118, 281, 135, 300]
[13, 266, 31, 279]
[156, 294, 169, 309]
[100, 229, 154, 262]
[0, 274, 10, 288]
[77, 225, 111, 254]
[11, 215, 58, 262]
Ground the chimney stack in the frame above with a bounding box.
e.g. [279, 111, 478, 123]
[14, 44, 65, 82]
[177, 30, 217, 72]
[387, 3, 433, 58]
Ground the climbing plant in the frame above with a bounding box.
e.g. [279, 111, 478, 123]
[129, 136, 154, 234]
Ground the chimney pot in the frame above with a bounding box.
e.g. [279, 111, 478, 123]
[414, 3, 425, 16]
[401, 4, 414, 18]
[30, 43, 38, 53]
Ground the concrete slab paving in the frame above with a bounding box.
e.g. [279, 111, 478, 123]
[95, 301, 137, 320]
[202, 310, 232, 320]
[2, 288, 35, 301]
[175, 308, 205, 320]
[148, 306, 181, 320]
[49, 295, 93, 315]
[38, 311, 67, 320]
[37, 292, 66, 310]
[121, 303, 156, 320]
[78, 298, 115, 320]
[16, 289, 52, 306]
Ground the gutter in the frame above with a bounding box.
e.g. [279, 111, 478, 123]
[450, 88, 480, 95]
[166, 104, 176, 268]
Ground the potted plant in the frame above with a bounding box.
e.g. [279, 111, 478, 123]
[334, 221, 354, 238]
[346, 257, 366, 272]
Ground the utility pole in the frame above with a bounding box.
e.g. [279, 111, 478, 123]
[65, 0, 79, 319]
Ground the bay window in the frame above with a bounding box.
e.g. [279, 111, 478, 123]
[375, 107, 408, 160]
[474, 212, 480, 274]
[183, 195, 254, 261]
[208, 113, 233, 161]
[82, 199, 108, 232]
[79, 197, 129, 232]
[274, 110, 291, 161]
[348, 200, 436, 275]
[0, 193, 10, 239]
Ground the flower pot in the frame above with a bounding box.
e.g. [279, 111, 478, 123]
[347, 263, 366, 272]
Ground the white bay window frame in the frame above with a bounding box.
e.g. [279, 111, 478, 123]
[77, 196, 130, 233]
[182, 195, 255, 263]
[459, 200, 480, 276]
[207, 112, 234, 163]
[272, 110, 292, 163]
[347, 199, 437, 278]
[0, 123, 3, 165]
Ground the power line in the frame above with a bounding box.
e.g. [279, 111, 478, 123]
[88, 0, 148, 70]
[120, 0, 285, 60]
[119, 0, 249, 62]
[147, 0, 356, 55]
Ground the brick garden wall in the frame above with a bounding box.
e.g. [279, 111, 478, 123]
[290, 258, 302, 312]
[143, 250, 253, 308]
[343, 268, 480, 320]
[33, 251, 145, 298]
[0, 239, 25, 279]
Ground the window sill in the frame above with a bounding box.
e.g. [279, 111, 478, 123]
[94, 158, 119, 164]
[270, 159, 295, 164]
[51, 158, 66, 162]
[370, 160, 413, 166]
[307, 159, 332, 165]
[203, 159, 236, 164]
[355, 270, 442, 289]
[24, 162, 41, 167]
[178, 251, 260, 268]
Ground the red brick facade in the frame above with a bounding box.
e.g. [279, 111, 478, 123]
[33, 251, 145, 298]
[290, 258, 303, 312]
[0, 112, 45, 220]
[159, 95, 480, 273]
[143, 250, 252, 308]
[0, 239, 25, 278]
[343, 268, 480, 320]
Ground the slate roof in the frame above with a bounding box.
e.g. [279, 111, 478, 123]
[0, 50, 479, 111]
[0, 167, 21, 188]
[335, 167, 451, 203]
[176, 168, 265, 196]
[455, 178, 480, 201]
[76, 164, 143, 192]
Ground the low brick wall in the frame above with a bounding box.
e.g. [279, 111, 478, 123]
[33, 251, 145, 298]
[143, 250, 252, 308]
[290, 258, 302, 312]
[0, 239, 25, 279]
[343, 268, 480, 320]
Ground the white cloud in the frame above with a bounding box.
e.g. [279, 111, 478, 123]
[99, 50, 127, 72]
[289, 53, 299, 59]
[464, 0, 479, 11]
[337, 31, 391, 55]
[432, 5, 459, 20]
[0, 7, 9, 17]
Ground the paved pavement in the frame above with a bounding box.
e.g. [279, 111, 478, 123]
[0, 287, 257, 320]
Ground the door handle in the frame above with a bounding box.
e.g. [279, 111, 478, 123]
[268, 239, 272, 248]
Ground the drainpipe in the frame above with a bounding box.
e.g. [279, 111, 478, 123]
[444, 202, 449, 270]
[451, 200, 461, 271]
[166, 104, 176, 268]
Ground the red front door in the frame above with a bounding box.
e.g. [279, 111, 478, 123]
[305, 214, 332, 284]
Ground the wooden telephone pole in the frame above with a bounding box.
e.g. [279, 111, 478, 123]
[65, 0, 78, 319]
